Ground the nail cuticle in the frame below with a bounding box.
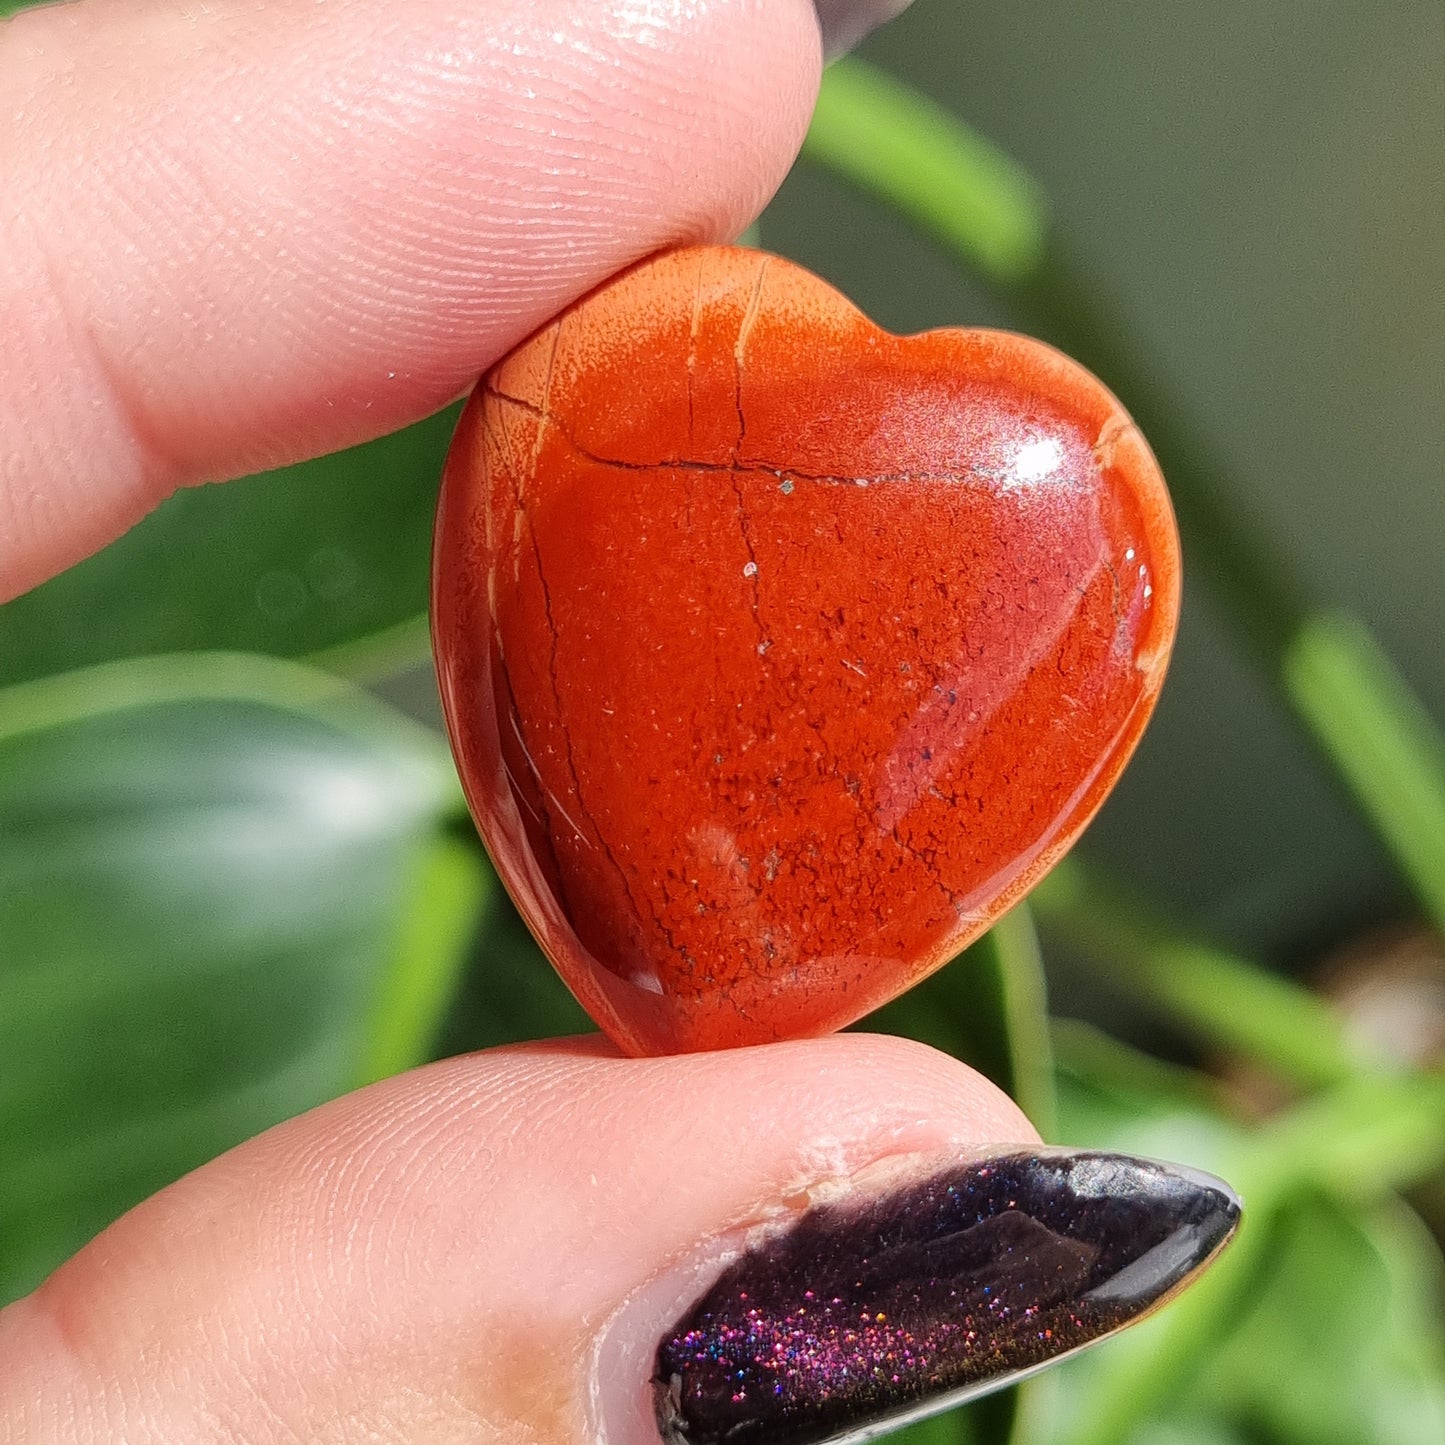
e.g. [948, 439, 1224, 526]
[626, 1149, 1240, 1445]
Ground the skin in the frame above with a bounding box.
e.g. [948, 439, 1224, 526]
[0, 1039, 1035, 1442]
[0, 2, 1048, 1442]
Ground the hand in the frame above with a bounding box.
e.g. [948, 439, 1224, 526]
[0, 3, 1238, 1441]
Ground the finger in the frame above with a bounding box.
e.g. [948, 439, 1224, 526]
[0, 0, 823, 600]
[0, 1035, 1027, 1441]
[0, 1034, 1238, 1445]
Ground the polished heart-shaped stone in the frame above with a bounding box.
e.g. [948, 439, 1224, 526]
[432, 247, 1179, 1055]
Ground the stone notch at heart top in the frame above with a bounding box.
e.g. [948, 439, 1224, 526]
[432, 246, 1180, 1056]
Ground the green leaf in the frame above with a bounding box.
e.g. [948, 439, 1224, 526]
[0, 410, 457, 688]
[1051, 1019, 1234, 1145]
[353, 834, 495, 1088]
[1048, 1041, 1445, 1445]
[886, 1405, 981, 1445]
[1034, 854, 1364, 1091]
[431, 860, 595, 1056]
[1050, 1194, 1445, 1445]
[0, 652, 484, 1303]
[1283, 611, 1445, 938]
[1192, 1195, 1445, 1445]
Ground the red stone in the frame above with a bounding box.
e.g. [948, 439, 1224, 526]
[432, 247, 1179, 1055]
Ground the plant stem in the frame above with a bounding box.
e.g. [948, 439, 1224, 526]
[982, 905, 1057, 1137]
[354, 837, 494, 1087]
[802, 58, 1445, 937]
[803, 60, 1050, 285]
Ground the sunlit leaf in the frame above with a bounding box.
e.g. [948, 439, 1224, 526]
[0, 653, 483, 1302]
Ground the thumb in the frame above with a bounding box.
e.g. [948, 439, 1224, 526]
[0, 1034, 1238, 1444]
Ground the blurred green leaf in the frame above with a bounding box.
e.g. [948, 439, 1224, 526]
[354, 834, 494, 1087]
[1191, 1195, 1445, 1445]
[1051, 1033, 1445, 1445]
[0, 652, 484, 1302]
[1035, 855, 1364, 1091]
[1284, 611, 1445, 939]
[430, 857, 595, 1056]
[0, 410, 457, 688]
[980, 906, 1056, 1137]
[1052, 1193, 1445, 1445]
[804, 58, 1050, 285]
[1249, 1071, 1445, 1204]
[886, 1404, 981, 1445]
[1051, 1019, 1234, 1143]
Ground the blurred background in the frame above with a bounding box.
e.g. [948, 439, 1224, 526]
[2, 2, 1443, 1442]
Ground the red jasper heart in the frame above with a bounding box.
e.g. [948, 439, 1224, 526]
[433, 246, 1179, 1055]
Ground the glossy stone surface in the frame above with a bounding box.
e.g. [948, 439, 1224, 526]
[432, 247, 1179, 1054]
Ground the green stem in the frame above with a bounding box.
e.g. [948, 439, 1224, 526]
[1251, 1069, 1445, 1201]
[803, 58, 1445, 937]
[354, 837, 493, 1087]
[1050, 1017, 1231, 1113]
[1031, 855, 1362, 1089]
[981, 905, 1057, 1138]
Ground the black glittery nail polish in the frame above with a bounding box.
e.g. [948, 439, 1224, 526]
[653, 1150, 1241, 1445]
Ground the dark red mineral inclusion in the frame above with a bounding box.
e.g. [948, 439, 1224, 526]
[432, 247, 1180, 1055]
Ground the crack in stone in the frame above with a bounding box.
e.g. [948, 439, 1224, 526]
[730, 472, 769, 654]
[1101, 551, 1124, 624]
[503, 326, 666, 966]
[726, 256, 772, 655]
[732, 254, 770, 465]
[499, 336, 690, 976]
[686, 252, 705, 452]
[483, 315, 983, 975]
[483, 384, 965, 489]
[520, 324, 592, 850]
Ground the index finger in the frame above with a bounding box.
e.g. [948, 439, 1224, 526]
[0, 0, 823, 600]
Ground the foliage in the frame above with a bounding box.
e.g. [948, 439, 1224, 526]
[2, 30, 1441, 1445]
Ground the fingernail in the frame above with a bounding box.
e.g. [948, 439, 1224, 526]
[648, 1149, 1240, 1445]
[813, 1, 916, 60]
